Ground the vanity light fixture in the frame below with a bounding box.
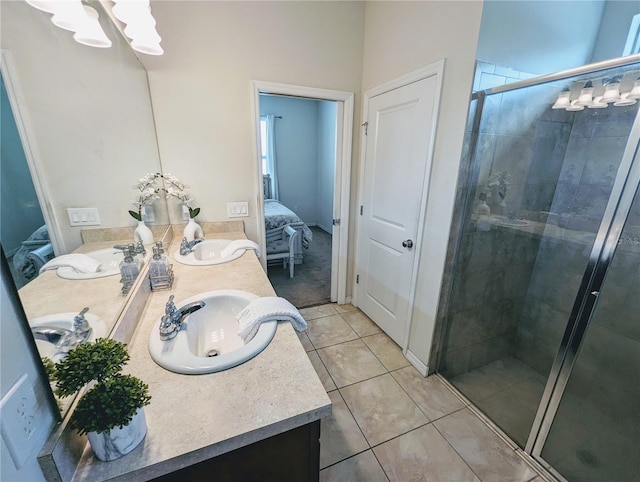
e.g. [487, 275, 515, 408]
[588, 95, 608, 109]
[24, 0, 163, 55]
[551, 90, 571, 109]
[574, 81, 594, 107]
[601, 77, 622, 104]
[565, 100, 585, 112]
[627, 79, 640, 100]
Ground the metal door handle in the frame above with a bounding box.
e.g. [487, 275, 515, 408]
[402, 239, 413, 249]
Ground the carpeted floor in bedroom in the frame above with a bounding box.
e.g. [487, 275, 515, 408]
[267, 226, 332, 308]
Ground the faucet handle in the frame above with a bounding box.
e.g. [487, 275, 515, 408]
[73, 307, 92, 343]
[165, 295, 176, 315]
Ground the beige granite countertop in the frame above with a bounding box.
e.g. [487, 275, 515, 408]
[71, 231, 332, 481]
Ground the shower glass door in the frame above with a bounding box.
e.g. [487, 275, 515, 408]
[437, 59, 640, 478]
[538, 185, 640, 481]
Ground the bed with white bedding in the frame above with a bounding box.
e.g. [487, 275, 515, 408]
[264, 200, 313, 263]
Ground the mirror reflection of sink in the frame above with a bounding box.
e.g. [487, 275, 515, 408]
[148, 290, 277, 374]
[56, 248, 123, 280]
[491, 216, 530, 227]
[173, 239, 244, 266]
[29, 312, 107, 361]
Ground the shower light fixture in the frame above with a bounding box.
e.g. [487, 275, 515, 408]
[24, 0, 163, 55]
[601, 77, 622, 104]
[565, 100, 584, 112]
[551, 91, 572, 109]
[575, 81, 594, 106]
[588, 96, 608, 109]
[628, 79, 640, 100]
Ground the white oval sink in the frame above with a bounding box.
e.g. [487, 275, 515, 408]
[173, 239, 244, 266]
[30, 312, 107, 361]
[57, 248, 123, 280]
[148, 290, 277, 374]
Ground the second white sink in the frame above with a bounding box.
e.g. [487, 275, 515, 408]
[57, 248, 123, 280]
[148, 290, 277, 374]
[173, 239, 244, 266]
[30, 312, 107, 361]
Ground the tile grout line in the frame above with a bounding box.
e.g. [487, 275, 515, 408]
[431, 417, 486, 482]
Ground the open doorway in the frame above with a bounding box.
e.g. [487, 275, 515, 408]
[259, 94, 336, 307]
[252, 81, 354, 308]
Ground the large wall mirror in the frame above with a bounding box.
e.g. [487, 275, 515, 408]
[0, 0, 167, 417]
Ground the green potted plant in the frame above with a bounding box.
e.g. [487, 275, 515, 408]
[50, 338, 151, 461]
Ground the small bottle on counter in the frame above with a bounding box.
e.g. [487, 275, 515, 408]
[149, 241, 174, 290]
[119, 245, 140, 294]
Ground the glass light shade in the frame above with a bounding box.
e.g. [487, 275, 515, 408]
[552, 91, 571, 109]
[601, 82, 621, 103]
[73, 6, 112, 48]
[51, 0, 87, 32]
[112, 0, 151, 24]
[574, 87, 593, 107]
[123, 16, 157, 40]
[131, 39, 164, 56]
[25, 1, 57, 13]
[588, 96, 607, 109]
[565, 100, 584, 112]
[627, 80, 640, 100]
[613, 93, 637, 107]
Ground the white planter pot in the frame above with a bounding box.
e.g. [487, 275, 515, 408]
[134, 221, 154, 245]
[87, 408, 147, 462]
[183, 218, 203, 242]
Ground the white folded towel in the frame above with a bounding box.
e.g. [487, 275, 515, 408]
[39, 254, 102, 274]
[237, 297, 307, 343]
[220, 239, 261, 259]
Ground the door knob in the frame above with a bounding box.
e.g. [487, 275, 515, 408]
[402, 239, 413, 249]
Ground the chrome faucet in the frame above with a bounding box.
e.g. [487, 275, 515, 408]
[159, 295, 206, 341]
[31, 307, 93, 356]
[134, 241, 146, 257]
[179, 237, 204, 256]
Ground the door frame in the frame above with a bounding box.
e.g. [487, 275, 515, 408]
[353, 60, 445, 353]
[251, 80, 354, 304]
[1, 50, 65, 255]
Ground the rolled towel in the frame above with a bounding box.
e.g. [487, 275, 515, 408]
[220, 239, 261, 259]
[237, 296, 307, 343]
[39, 254, 102, 274]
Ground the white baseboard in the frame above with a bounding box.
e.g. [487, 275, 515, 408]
[345, 295, 352, 305]
[316, 223, 332, 234]
[405, 349, 429, 376]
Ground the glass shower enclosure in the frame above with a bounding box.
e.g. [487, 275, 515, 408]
[436, 57, 640, 481]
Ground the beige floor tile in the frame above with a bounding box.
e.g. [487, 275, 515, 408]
[296, 330, 315, 352]
[335, 304, 358, 314]
[434, 408, 538, 481]
[340, 310, 382, 337]
[319, 450, 388, 482]
[391, 367, 465, 421]
[307, 351, 337, 392]
[340, 373, 428, 446]
[320, 391, 370, 469]
[362, 333, 410, 371]
[317, 339, 387, 388]
[307, 314, 359, 349]
[300, 304, 339, 320]
[374, 424, 479, 482]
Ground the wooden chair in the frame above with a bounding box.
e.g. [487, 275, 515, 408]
[266, 225, 299, 278]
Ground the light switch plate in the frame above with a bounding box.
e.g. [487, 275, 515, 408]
[67, 207, 101, 226]
[227, 202, 249, 218]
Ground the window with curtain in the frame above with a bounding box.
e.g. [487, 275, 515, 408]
[260, 114, 279, 200]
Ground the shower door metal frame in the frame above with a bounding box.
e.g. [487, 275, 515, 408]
[461, 54, 640, 472]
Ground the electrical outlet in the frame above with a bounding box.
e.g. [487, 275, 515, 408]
[0, 374, 40, 469]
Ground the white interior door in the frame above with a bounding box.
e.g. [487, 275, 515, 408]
[356, 74, 439, 346]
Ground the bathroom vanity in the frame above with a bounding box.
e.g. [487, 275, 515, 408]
[63, 226, 331, 481]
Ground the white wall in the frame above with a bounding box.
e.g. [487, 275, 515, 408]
[260, 95, 319, 223]
[143, 1, 365, 244]
[1, 263, 57, 482]
[591, 0, 640, 61]
[1, 1, 164, 253]
[477, 0, 605, 75]
[317, 101, 337, 233]
[361, 1, 482, 368]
